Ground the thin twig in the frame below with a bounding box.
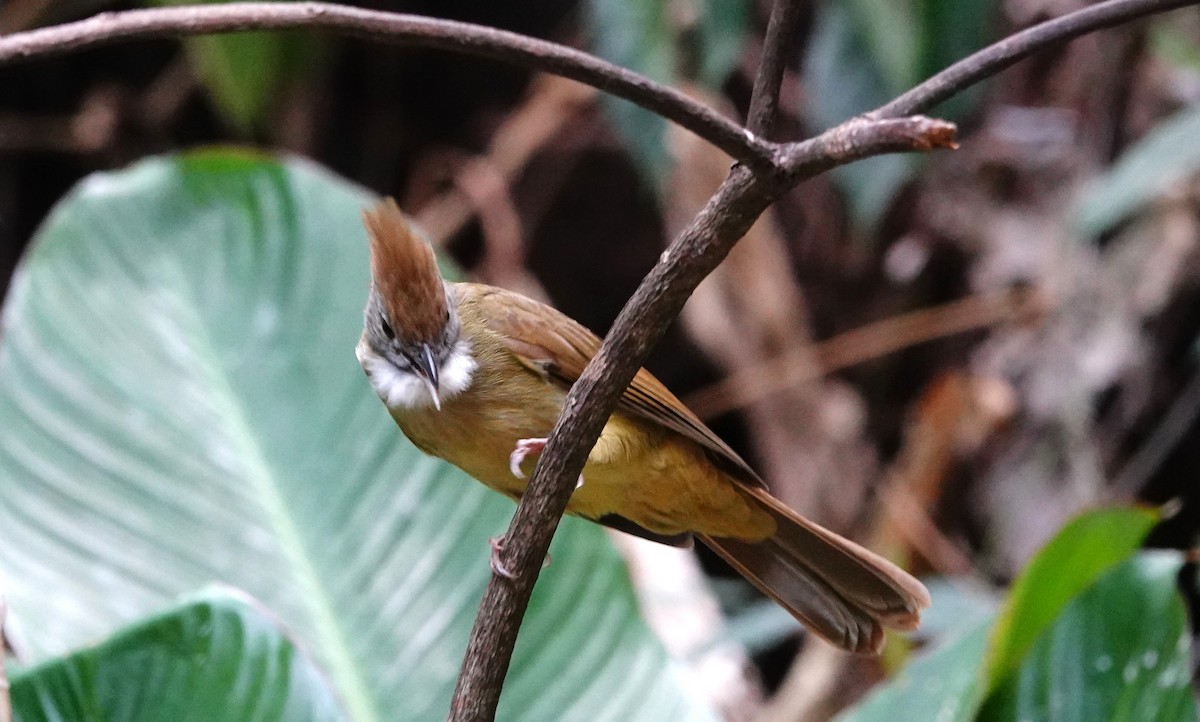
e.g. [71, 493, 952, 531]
[876, 0, 1197, 118]
[780, 115, 959, 174]
[0, 2, 778, 172]
[745, 0, 806, 139]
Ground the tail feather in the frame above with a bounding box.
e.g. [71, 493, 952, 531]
[700, 487, 930, 654]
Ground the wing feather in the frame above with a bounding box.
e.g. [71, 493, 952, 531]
[457, 283, 765, 488]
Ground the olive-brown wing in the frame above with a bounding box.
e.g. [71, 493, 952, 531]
[458, 282, 765, 489]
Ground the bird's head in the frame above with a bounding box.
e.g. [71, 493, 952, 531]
[356, 199, 472, 410]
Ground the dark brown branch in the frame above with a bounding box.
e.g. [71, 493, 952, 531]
[745, 0, 806, 138]
[780, 116, 958, 177]
[876, 0, 1197, 118]
[0, 2, 778, 171]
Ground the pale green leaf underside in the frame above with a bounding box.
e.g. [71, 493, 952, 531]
[0, 151, 714, 722]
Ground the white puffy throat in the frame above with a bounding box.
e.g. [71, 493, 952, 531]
[356, 338, 476, 410]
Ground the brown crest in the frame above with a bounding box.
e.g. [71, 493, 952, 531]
[363, 198, 448, 344]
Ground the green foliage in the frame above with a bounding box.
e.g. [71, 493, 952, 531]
[695, 0, 749, 90]
[981, 552, 1198, 722]
[803, 0, 917, 231]
[0, 151, 716, 721]
[984, 506, 1161, 689]
[10, 591, 347, 722]
[583, 0, 674, 190]
[148, 0, 313, 131]
[837, 507, 1196, 722]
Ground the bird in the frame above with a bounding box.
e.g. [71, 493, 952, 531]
[355, 198, 929, 654]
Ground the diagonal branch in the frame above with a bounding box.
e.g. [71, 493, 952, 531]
[0, 2, 778, 172]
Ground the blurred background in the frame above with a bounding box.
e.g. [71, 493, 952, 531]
[2, 0, 1199, 717]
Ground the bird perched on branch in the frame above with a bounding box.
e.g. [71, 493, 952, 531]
[355, 198, 928, 653]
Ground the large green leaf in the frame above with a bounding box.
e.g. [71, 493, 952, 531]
[0, 151, 715, 722]
[980, 551, 1198, 722]
[10, 590, 346, 722]
[984, 506, 1161, 690]
[834, 507, 1182, 722]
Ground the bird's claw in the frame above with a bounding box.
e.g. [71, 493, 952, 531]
[508, 437, 586, 488]
[488, 535, 553, 577]
[490, 535, 514, 579]
[508, 437, 548, 478]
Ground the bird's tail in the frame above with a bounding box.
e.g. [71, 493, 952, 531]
[699, 487, 930, 654]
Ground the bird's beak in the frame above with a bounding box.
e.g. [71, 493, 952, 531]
[416, 343, 442, 410]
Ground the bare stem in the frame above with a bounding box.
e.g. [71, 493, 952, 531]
[745, 0, 806, 138]
[0, 2, 777, 171]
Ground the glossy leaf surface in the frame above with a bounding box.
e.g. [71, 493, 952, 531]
[10, 591, 346, 722]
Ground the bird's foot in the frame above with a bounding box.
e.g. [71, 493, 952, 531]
[488, 535, 554, 578]
[508, 437, 586, 489]
[508, 438, 547, 478]
[489, 535, 514, 579]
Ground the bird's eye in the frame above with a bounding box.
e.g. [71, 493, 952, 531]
[380, 318, 395, 340]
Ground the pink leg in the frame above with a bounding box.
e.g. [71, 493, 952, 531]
[508, 437, 586, 488]
[508, 437, 547, 478]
